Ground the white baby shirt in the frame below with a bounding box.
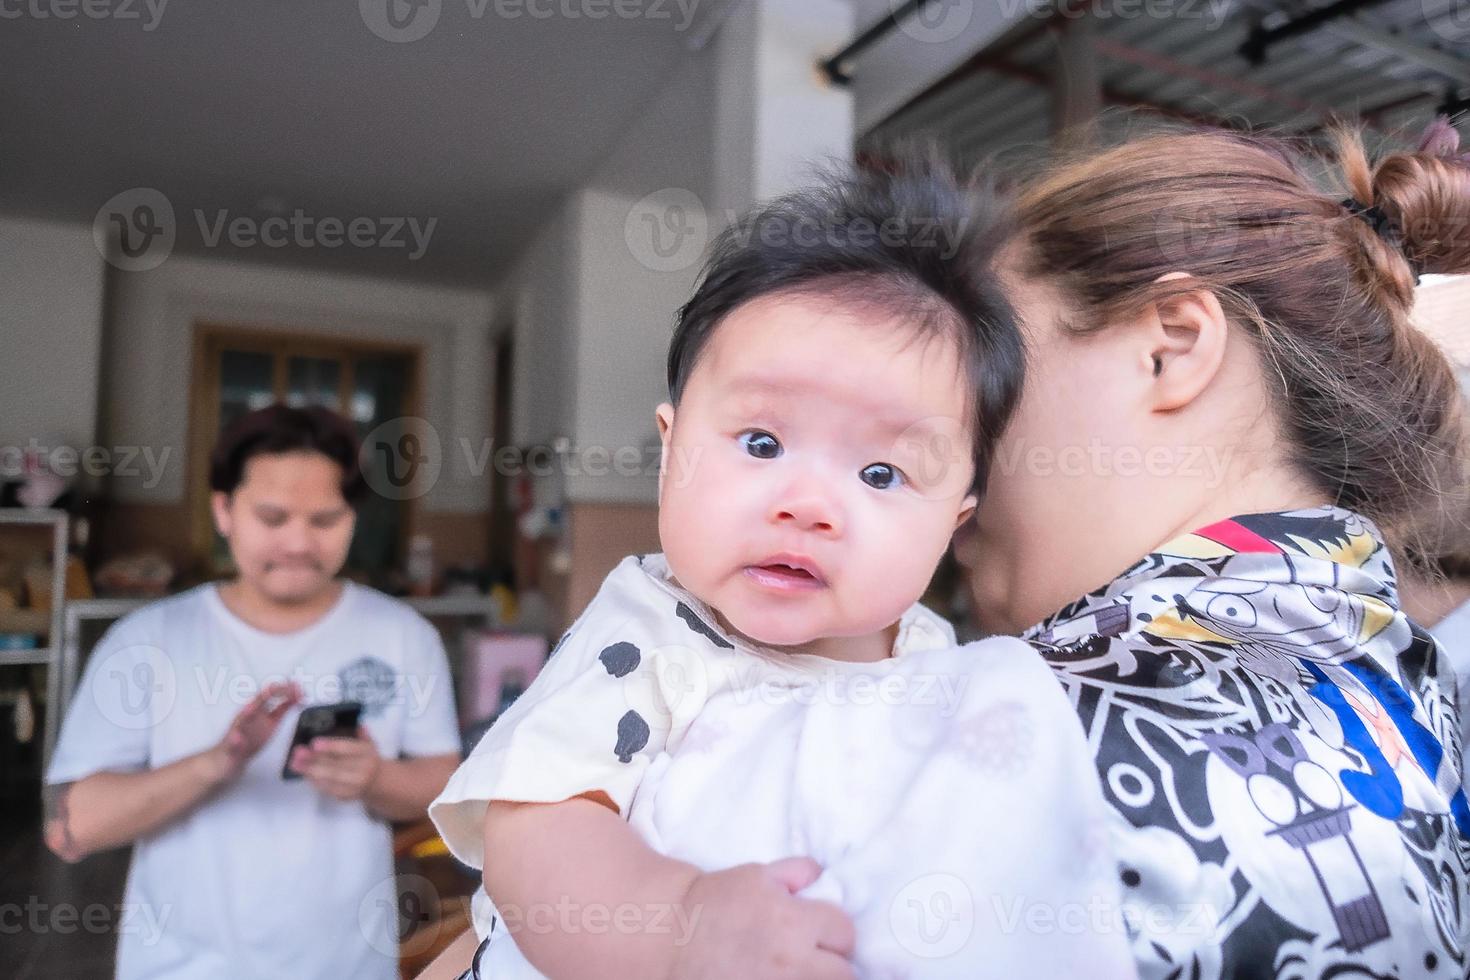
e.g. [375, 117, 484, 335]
[430, 553, 1132, 979]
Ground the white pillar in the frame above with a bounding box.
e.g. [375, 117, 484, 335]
[713, 0, 855, 214]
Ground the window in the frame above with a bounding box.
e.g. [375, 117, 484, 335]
[189, 324, 422, 584]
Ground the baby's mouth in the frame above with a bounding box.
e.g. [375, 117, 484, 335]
[744, 559, 827, 591]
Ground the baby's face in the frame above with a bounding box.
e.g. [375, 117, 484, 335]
[656, 291, 979, 653]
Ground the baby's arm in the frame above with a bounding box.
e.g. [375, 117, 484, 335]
[484, 796, 857, 980]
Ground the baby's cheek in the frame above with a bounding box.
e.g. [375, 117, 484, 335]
[872, 521, 953, 596]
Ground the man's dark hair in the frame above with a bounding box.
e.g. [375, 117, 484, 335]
[209, 404, 368, 504]
[667, 150, 1025, 493]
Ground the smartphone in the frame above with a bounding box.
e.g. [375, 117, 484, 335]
[281, 701, 363, 779]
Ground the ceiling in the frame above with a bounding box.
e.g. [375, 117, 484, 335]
[867, 0, 1470, 176]
[0, 0, 728, 286]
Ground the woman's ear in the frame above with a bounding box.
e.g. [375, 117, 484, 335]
[654, 403, 675, 499]
[1145, 272, 1228, 413]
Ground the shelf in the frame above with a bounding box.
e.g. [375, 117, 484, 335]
[407, 594, 496, 618]
[0, 509, 67, 526]
[0, 508, 68, 791]
[0, 646, 52, 666]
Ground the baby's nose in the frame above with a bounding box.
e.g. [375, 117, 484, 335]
[772, 486, 841, 535]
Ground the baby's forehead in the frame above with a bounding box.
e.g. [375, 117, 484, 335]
[697, 350, 975, 455]
[696, 293, 975, 402]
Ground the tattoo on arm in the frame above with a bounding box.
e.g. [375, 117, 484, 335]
[44, 782, 81, 862]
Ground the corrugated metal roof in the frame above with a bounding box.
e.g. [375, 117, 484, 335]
[863, 0, 1470, 171]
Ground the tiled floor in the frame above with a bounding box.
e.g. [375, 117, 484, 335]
[2, 799, 480, 980]
[3, 803, 131, 980]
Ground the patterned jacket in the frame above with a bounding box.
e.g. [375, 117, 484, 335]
[1029, 507, 1468, 979]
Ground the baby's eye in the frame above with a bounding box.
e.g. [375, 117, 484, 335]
[860, 462, 906, 490]
[738, 430, 782, 460]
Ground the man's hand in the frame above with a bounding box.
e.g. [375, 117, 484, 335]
[209, 681, 302, 782]
[669, 857, 856, 980]
[289, 726, 383, 801]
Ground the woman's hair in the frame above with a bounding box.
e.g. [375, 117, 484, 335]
[209, 403, 368, 505]
[1004, 118, 1470, 561]
[668, 150, 1025, 493]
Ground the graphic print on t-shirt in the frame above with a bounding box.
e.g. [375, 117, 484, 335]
[338, 655, 399, 717]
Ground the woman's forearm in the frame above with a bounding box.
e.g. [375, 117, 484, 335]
[414, 923, 480, 980]
[483, 797, 701, 980]
[363, 753, 460, 822]
[44, 747, 233, 862]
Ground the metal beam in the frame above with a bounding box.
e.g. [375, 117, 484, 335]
[820, 0, 933, 87]
[1322, 16, 1470, 86]
[1443, 91, 1470, 115]
[1239, 0, 1398, 65]
[1092, 35, 1333, 118]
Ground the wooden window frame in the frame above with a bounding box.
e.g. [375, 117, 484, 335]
[187, 322, 425, 576]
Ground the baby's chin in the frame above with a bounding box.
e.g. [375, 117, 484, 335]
[715, 606, 827, 651]
[720, 605, 898, 654]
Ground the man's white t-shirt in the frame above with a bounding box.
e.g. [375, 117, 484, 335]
[46, 581, 461, 980]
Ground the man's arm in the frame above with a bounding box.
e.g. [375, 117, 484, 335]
[44, 747, 234, 862]
[45, 681, 301, 863]
[365, 753, 459, 822]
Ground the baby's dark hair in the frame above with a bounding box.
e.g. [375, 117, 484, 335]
[667, 151, 1025, 493]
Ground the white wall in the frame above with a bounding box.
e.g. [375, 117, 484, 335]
[566, 32, 723, 503]
[102, 255, 495, 512]
[498, 0, 855, 506]
[501, 195, 582, 450]
[0, 216, 106, 473]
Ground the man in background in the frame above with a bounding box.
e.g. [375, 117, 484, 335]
[45, 404, 461, 980]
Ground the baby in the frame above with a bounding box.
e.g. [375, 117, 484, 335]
[430, 162, 1133, 979]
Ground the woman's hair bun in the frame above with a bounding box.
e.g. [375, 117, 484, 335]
[1370, 117, 1470, 280]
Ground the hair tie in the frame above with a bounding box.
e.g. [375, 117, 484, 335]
[1340, 198, 1421, 284]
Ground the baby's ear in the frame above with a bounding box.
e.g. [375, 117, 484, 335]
[654, 404, 675, 498]
[954, 494, 978, 530]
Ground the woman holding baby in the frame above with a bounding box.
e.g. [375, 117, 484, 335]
[423, 119, 1470, 979]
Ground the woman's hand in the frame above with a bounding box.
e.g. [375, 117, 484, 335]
[669, 857, 856, 980]
[289, 725, 383, 801]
